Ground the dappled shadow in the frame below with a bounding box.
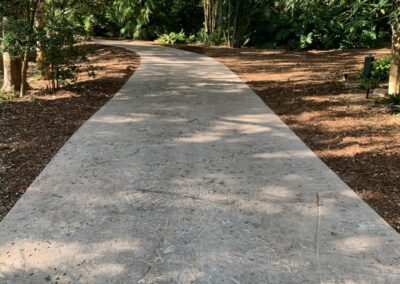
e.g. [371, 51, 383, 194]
[1, 41, 399, 283]
[175, 45, 389, 80]
[175, 44, 400, 232]
[0, 44, 140, 220]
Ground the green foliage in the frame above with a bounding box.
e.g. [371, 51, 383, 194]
[154, 29, 206, 45]
[377, 93, 400, 114]
[371, 56, 392, 82]
[82, 15, 96, 37]
[300, 32, 313, 49]
[187, 34, 197, 44]
[32, 1, 96, 91]
[249, 0, 387, 50]
[359, 55, 392, 89]
[1, 19, 34, 58]
[90, 0, 203, 39]
[0, 89, 16, 101]
[206, 29, 226, 46]
[36, 2, 79, 90]
[194, 28, 205, 43]
[155, 31, 186, 45]
[68, 0, 395, 51]
[0, 1, 37, 59]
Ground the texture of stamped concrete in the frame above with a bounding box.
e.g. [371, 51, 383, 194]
[1, 40, 399, 283]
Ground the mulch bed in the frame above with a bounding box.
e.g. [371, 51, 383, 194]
[0, 44, 140, 220]
[174, 44, 400, 232]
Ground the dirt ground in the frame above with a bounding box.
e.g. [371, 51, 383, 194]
[173, 45, 400, 232]
[0, 44, 140, 220]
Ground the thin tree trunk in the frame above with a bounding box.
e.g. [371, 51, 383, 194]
[0, 24, 2, 71]
[20, 49, 29, 96]
[2, 53, 22, 94]
[18, 0, 40, 96]
[227, 0, 231, 47]
[389, 25, 400, 94]
[35, 1, 49, 79]
[232, 0, 240, 47]
[209, 0, 213, 34]
[211, 0, 217, 33]
[203, 0, 209, 43]
[2, 16, 22, 94]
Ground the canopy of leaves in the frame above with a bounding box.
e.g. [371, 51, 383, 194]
[77, 0, 394, 49]
[1, 0, 398, 52]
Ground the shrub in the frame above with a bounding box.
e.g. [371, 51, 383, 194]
[359, 55, 391, 89]
[195, 29, 206, 43]
[154, 31, 186, 45]
[187, 34, 197, 44]
[377, 93, 400, 114]
[206, 29, 225, 46]
[371, 56, 391, 82]
[300, 32, 314, 49]
[36, 17, 96, 92]
[36, 17, 77, 91]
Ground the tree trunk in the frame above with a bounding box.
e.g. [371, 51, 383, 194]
[20, 49, 30, 96]
[35, 1, 50, 79]
[0, 53, 3, 71]
[203, 0, 209, 44]
[231, 0, 241, 48]
[389, 26, 400, 94]
[227, 0, 231, 47]
[19, 0, 40, 96]
[1, 52, 22, 94]
[0, 21, 2, 71]
[1, 16, 21, 94]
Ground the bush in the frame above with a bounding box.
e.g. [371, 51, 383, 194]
[371, 56, 391, 82]
[36, 17, 77, 91]
[377, 93, 400, 114]
[154, 31, 186, 45]
[359, 55, 391, 89]
[187, 34, 197, 44]
[206, 30, 225, 46]
[36, 16, 95, 92]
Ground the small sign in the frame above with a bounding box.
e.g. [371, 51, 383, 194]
[363, 55, 375, 78]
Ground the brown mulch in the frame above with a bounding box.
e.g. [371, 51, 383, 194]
[174, 44, 400, 232]
[0, 43, 140, 220]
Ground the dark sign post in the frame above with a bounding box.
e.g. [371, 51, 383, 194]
[363, 54, 374, 98]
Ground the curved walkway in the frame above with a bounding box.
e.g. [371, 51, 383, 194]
[1, 40, 399, 283]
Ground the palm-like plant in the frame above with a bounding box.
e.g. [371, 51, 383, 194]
[105, 0, 156, 38]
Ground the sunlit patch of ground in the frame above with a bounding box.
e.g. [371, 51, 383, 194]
[173, 44, 400, 232]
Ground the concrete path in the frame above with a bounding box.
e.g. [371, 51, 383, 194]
[1, 40, 399, 283]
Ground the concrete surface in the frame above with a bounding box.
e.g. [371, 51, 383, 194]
[1, 40, 399, 283]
